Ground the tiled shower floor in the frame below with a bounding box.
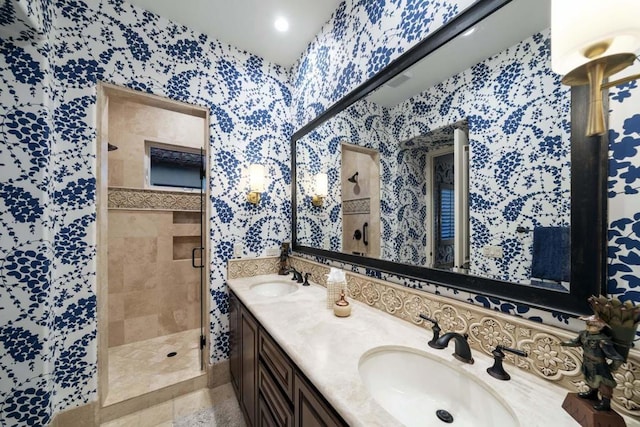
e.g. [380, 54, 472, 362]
[105, 328, 203, 405]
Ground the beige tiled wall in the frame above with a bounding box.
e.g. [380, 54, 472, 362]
[108, 210, 201, 347]
[106, 94, 206, 348]
[107, 97, 205, 188]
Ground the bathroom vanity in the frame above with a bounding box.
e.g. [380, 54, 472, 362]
[229, 287, 347, 427]
[226, 273, 630, 427]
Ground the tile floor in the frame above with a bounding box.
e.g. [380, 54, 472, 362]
[106, 328, 203, 405]
[101, 383, 245, 427]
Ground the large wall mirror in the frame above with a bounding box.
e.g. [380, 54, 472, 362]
[291, 0, 607, 315]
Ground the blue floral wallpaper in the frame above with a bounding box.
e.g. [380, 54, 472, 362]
[297, 29, 571, 286]
[1, 0, 291, 423]
[608, 61, 640, 305]
[290, 0, 475, 129]
[1, 0, 639, 424]
[292, 0, 639, 330]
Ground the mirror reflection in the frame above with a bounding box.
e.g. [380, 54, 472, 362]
[295, 0, 572, 292]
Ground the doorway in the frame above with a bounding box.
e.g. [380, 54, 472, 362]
[96, 83, 210, 406]
[426, 128, 469, 270]
[341, 143, 381, 258]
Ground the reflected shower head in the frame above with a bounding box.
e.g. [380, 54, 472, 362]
[347, 172, 359, 183]
[107, 143, 118, 151]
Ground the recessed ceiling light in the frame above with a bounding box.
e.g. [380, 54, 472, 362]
[463, 27, 476, 37]
[274, 16, 289, 32]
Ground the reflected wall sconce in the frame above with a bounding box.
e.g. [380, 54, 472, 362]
[312, 173, 328, 207]
[551, 0, 640, 136]
[347, 171, 359, 183]
[247, 164, 265, 204]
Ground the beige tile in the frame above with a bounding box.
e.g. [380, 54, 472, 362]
[158, 310, 186, 335]
[108, 293, 125, 321]
[156, 236, 173, 261]
[172, 236, 200, 261]
[134, 401, 173, 427]
[109, 212, 159, 238]
[124, 315, 158, 343]
[108, 238, 124, 294]
[101, 412, 140, 427]
[173, 388, 216, 418]
[123, 262, 158, 291]
[108, 158, 124, 187]
[55, 401, 97, 427]
[109, 321, 125, 347]
[124, 237, 158, 264]
[124, 289, 160, 318]
[186, 281, 201, 304]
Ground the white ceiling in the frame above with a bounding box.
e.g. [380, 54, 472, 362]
[124, 0, 343, 68]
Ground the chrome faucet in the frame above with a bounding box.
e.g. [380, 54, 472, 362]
[431, 332, 474, 364]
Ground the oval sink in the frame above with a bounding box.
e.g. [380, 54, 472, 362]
[249, 281, 298, 297]
[359, 346, 519, 427]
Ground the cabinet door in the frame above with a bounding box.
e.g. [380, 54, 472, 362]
[258, 363, 293, 427]
[259, 329, 294, 402]
[294, 374, 346, 427]
[229, 291, 240, 397]
[241, 307, 259, 427]
[258, 395, 278, 427]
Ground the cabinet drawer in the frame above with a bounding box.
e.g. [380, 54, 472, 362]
[258, 363, 293, 427]
[259, 329, 294, 402]
[294, 373, 347, 427]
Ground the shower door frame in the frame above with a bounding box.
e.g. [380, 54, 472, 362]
[96, 82, 211, 407]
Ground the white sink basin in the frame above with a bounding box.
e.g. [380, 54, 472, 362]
[249, 281, 298, 297]
[359, 346, 519, 427]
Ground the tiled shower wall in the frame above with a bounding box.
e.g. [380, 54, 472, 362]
[107, 210, 201, 347]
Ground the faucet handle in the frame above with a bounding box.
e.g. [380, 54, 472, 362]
[303, 272, 311, 286]
[487, 345, 528, 381]
[418, 314, 443, 348]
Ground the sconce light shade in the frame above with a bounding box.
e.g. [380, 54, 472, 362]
[312, 173, 328, 207]
[551, 0, 640, 75]
[551, 0, 640, 136]
[247, 164, 265, 204]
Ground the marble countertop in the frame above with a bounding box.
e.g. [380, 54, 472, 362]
[228, 274, 638, 427]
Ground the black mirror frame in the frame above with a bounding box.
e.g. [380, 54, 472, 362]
[291, 0, 607, 316]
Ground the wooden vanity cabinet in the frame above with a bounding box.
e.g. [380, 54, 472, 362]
[229, 291, 240, 397]
[229, 291, 347, 427]
[229, 294, 259, 427]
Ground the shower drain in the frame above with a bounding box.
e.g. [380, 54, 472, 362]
[167, 351, 177, 358]
[436, 409, 454, 423]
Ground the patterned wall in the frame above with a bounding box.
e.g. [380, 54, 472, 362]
[297, 29, 571, 285]
[292, 0, 639, 328]
[1, 0, 638, 424]
[1, 0, 291, 424]
[290, 0, 475, 129]
[608, 61, 640, 304]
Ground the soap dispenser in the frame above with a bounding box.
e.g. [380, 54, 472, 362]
[333, 290, 351, 317]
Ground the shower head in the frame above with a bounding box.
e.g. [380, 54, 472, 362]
[107, 143, 118, 151]
[347, 172, 359, 183]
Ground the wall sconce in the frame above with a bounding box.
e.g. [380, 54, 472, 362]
[551, 0, 640, 136]
[247, 164, 265, 204]
[312, 173, 328, 207]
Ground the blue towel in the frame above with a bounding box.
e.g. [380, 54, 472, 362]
[531, 226, 570, 283]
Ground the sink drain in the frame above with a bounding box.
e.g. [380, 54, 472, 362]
[436, 409, 454, 423]
[167, 351, 177, 358]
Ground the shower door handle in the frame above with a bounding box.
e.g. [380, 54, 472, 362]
[363, 222, 369, 246]
[192, 247, 204, 269]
